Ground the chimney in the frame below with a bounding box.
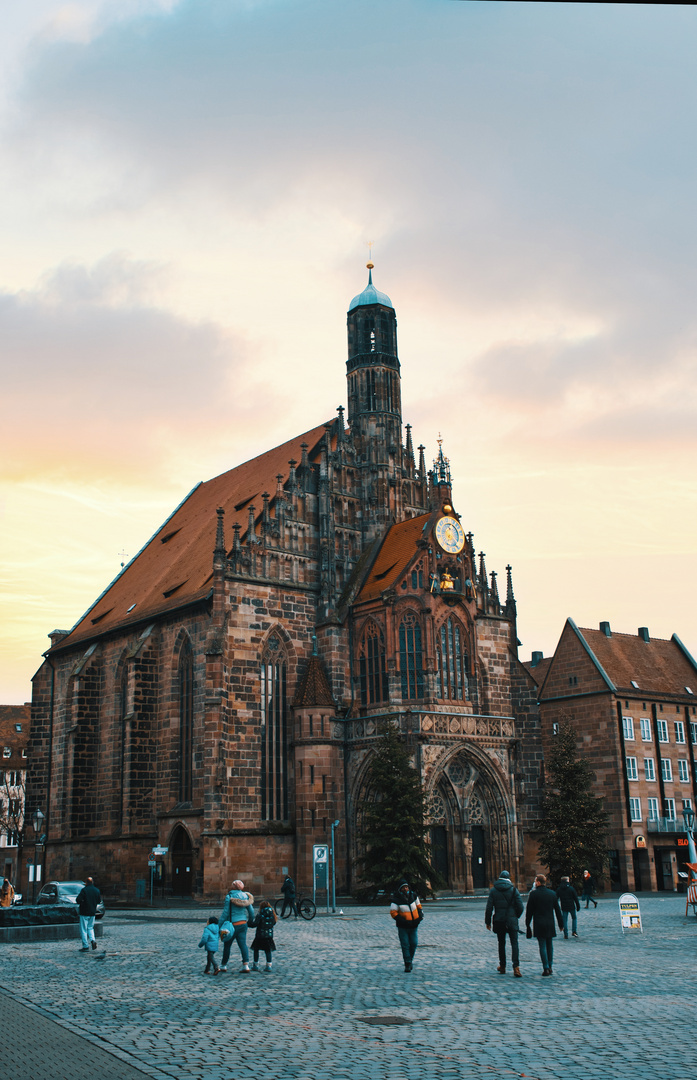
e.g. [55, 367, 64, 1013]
[531, 651, 544, 668]
[638, 627, 650, 643]
[600, 621, 612, 637]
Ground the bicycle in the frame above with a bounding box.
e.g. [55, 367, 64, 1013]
[274, 896, 316, 920]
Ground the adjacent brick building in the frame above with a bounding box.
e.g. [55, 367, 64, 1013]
[27, 265, 545, 901]
[0, 704, 30, 886]
[529, 619, 697, 892]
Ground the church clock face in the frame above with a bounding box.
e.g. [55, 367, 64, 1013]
[435, 515, 465, 555]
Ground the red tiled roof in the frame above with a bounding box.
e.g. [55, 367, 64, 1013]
[356, 513, 431, 603]
[576, 626, 697, 696]
[0, 705, 30, 753]
[292, 655, 335, 707]
[54, 423, 333, 651]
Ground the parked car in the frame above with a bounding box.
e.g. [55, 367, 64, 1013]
[37, 881, 105, 919]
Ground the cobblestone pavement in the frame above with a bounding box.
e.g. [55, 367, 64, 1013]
[1, 894, 695, 1080]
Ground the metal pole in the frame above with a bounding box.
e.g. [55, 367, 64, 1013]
[331, 820, 340, 913]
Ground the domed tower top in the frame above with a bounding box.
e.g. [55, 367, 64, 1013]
[346, 263, 401, 431]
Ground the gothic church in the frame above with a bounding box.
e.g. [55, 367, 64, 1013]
[29, 266, 543, 899]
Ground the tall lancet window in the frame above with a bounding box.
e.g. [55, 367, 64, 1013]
[399, 611, 424, 700]
[178, 642, 194, 803]
[436, 617, 469, 700]
[366, 369, 377, 411]
[359, 621, 388, 707]
[261, 633, 288, 820]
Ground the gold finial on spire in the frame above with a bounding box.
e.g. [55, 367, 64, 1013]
[366, 239, 374, 270]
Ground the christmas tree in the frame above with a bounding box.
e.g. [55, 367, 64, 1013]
[536, 718, 609, 888]
[356, 722, 440, 897]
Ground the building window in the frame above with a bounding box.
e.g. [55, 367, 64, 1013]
[663, 798, 676, 821]
[399, 611, 424, 700]
[648, 797, 660, 821]
[690, 722, 697, 745]
[261, 634, 288, 821]
[675, 721, 686, 744]
[657, 719, 669, 743]
[640, 718, 652, 741]
[678, 759, 690, 783]
[358, 622, 388, 707]
[683, 798, 693, 811]
[625, 757, 638, 781]
[2, 749, 10, 759]
[661, 759, 673, 783]
[178, 643, 194, 803]
[622, 717, 634, 741]
[436, 617, 469, 701]
[644, 758, 656, 782]
[629, 797, 642, 822]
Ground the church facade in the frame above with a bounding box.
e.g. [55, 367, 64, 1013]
[28, 267, 544, 900]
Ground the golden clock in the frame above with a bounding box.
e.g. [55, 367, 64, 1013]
[435, 515, 465, 555]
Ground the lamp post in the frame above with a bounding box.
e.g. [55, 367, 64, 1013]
[682, 805, 697, 882]
[31, 808, 44, 904]
[330, 819, 340, 913]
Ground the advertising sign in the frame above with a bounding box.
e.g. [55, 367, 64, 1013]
[618, 892, 643, 933]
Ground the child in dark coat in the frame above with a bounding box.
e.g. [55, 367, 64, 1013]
[198, 916, 220, 975]
[250, 900, 276, 971]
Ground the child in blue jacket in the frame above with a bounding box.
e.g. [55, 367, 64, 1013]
[198, 916, 220, 975]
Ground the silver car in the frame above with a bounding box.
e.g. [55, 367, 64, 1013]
[36, 880, 105, 919]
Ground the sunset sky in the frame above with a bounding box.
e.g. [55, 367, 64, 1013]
[2, 0, 696, 703]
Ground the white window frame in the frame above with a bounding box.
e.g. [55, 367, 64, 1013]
[640, 718, 652, 742]
[648, 797, 660, 822]
[664, 798, 676, 821]
[622, 716, 635, 741]
[629, 797, 642, 822]
[675, 720, 686, 744]
[657, 719, 669, 743]
[661, 758, 673, 782]
[678, 759, 690, 783]
[626, 756, 638, 781]
[644, 758, 656, 782]
[683, 798, 693, 811]
[690, 721, 697, 745]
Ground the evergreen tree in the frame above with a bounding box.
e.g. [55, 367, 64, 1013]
[537, 718, 609, 887]
[356, 722, 440, 897]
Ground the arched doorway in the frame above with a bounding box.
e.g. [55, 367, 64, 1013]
[170, 825, 193, 896]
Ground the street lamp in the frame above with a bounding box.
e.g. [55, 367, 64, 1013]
[682, 805, 697, 882]
[330, 820, 340, 912]
[31, 808, 44, 904]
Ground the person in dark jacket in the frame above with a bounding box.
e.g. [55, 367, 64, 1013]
[485, 870, 524, 977]
[250, 900, 277, 971]
[280, 875, 298, 919]
[76, 877, 102, 952]
[525, 874, 563, 976]
[582, 870, 598, 908]
[389, 879, 423, 973]
[556, 876, 581, 938]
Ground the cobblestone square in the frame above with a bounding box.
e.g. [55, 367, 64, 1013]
[1, 894, 695, 1080]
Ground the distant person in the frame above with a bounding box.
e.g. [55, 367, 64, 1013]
[249, 900, 277, 971]
[219, 879, 255, 973]
[557, 876, 581, 937]
[582, 870, 598, 908]
[390, 878, 423, 973]
[525, 874, 563, 976]
[76, 877, 102, 952]
[198, 916, 220, 975]
[280, 875, 298, 919]
[0, 878, 15, 908]
[485, 870, 524, 977]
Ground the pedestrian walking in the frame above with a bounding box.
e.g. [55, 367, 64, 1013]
[525, 873, 563, 977]
[198, 916, 220, 975]
[280, 875, 298, 919]
[0, 878, 15, 908]
[76, 877, 102, 952]
[556, 876, 581, 937]
[249, 900, 277, 971]
[390, 879, 423, 973]
[582, 870, 598, 908]
[219, 879, 255, 973]
[485, 869, 524, 977]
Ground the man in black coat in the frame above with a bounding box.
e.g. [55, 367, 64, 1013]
[485, 870, 524, 977]
[525, 873, 563, 976]
[556, 876, 581, 938]
[76, 877, 102, 952]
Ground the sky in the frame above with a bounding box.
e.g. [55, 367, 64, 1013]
[1, 0, 696, 703]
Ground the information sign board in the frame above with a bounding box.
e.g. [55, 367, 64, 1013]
[313, 844, 328, 889]
[618, 891, 643, 933]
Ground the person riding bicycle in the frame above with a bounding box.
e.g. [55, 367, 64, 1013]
[280, 875, 299, 919]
